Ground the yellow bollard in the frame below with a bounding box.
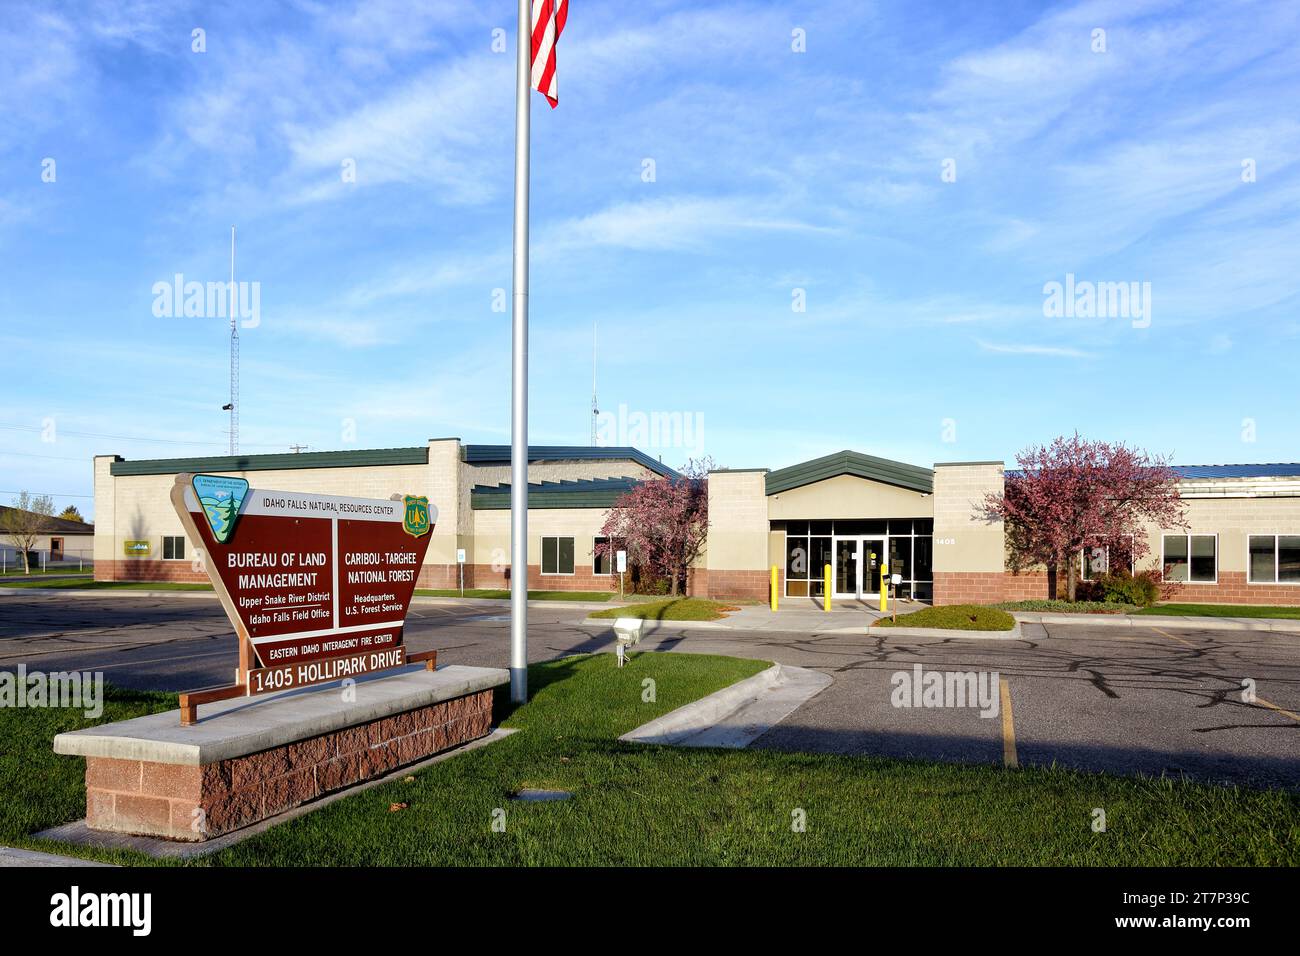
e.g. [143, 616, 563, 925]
[823, 563, 831, 612]
[879, 561, 889, 613]
[770, 565, 778, 612]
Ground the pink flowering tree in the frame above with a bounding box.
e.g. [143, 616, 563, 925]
[597, 457, 713, 597]
[982, 434, 1185, 601]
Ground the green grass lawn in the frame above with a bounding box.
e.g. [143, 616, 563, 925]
[0, 578, 214, 591]
[1137, 603, 1300, 619]
[876, 604, 1016, 630]
[414, 588, 613, 601]
[0, 686, 181, 866]
[587, 598, 739, 621]
[7, 655, 1300, 865]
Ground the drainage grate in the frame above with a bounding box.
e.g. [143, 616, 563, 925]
[511, 789, 572, 802]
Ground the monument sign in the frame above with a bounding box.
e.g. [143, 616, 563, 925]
[171, 473, 437, 720]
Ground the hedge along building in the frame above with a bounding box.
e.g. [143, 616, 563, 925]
[93, 441, 1300, 606]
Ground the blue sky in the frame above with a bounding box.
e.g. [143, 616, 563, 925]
[2, 0, 1299, 520]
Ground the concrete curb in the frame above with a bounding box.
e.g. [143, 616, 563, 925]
[585, 617, 729, 632]
[1014, 612, 1300, 633]
[0, 846, 116, 867]
[0, 587, 219, 600]
[421, 596, 613, 611]
[619, 662, 832, 748]
[870, 620, 1024, 640]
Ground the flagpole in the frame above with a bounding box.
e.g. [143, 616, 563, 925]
[509, 0, 531, 704]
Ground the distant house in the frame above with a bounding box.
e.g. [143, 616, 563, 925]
[0, 506, 95, 570]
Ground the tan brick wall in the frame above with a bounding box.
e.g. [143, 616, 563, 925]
[84, 689, 494, 841]
[424, 438, 463, 574]
[932, 463, 1005, 575]
[706, 471, 768, 573]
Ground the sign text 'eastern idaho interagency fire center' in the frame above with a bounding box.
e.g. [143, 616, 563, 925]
[172, 474, 435, 694]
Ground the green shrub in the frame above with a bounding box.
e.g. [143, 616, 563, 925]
[1098, 569, 1159, 607]
[995, 599, 1136, 613]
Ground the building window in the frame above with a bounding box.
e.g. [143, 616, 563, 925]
[593, 536, 619, 575]
[1162, 533, 1216, 583]
[542, 536, 575, 575]
[1080, 537, 1135, 580]
[783, 529, 831, 597]
[1248, 534, 1300, 584]
[162, 535, 188, 561]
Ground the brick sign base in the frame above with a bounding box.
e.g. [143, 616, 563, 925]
[84, 689, 493, 842]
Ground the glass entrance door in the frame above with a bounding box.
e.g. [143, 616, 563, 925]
[834, 539, 857, 597]
[860, 538, 884, 598]
[834, 537, 886, 599]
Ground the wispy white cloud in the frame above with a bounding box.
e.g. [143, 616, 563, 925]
[543, 196, 834, 253]
[977, 340, 1094, 359]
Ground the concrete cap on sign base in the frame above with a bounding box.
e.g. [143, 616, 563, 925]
[54, 664, 508, 766]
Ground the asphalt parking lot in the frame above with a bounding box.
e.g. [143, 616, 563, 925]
[1, 592, 1297, 789]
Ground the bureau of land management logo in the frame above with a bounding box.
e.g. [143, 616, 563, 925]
[403, 495, 431, 537]
[192, 474, 249, 544]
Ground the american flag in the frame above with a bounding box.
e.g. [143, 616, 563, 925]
[530, 0, 568, 108]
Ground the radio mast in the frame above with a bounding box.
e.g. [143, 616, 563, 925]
[590, 321, 599, 445]
[229, 226, 239, 455]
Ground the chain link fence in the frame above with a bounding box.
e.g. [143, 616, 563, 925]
[0, 545, 94, 575]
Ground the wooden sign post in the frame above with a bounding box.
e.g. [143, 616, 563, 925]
[171, 474, 437, 724]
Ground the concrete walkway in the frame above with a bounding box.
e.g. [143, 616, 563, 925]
[0, 846, 115, 867]
[1014, 611, 1300, 633]
[661, 602, 906, 632]
[620, 663, 832, 748]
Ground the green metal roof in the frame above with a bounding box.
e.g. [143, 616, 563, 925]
[108, 443, 679, 478]
[463, 444, 678, 477]
[765, 450, 934, 496]
[471, 477, 642, 510]
[108, 446, 429, 476]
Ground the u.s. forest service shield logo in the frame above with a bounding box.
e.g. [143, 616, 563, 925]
[402, 495, 431, 537]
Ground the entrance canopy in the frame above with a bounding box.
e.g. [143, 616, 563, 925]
[765, 451, 936, 602]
